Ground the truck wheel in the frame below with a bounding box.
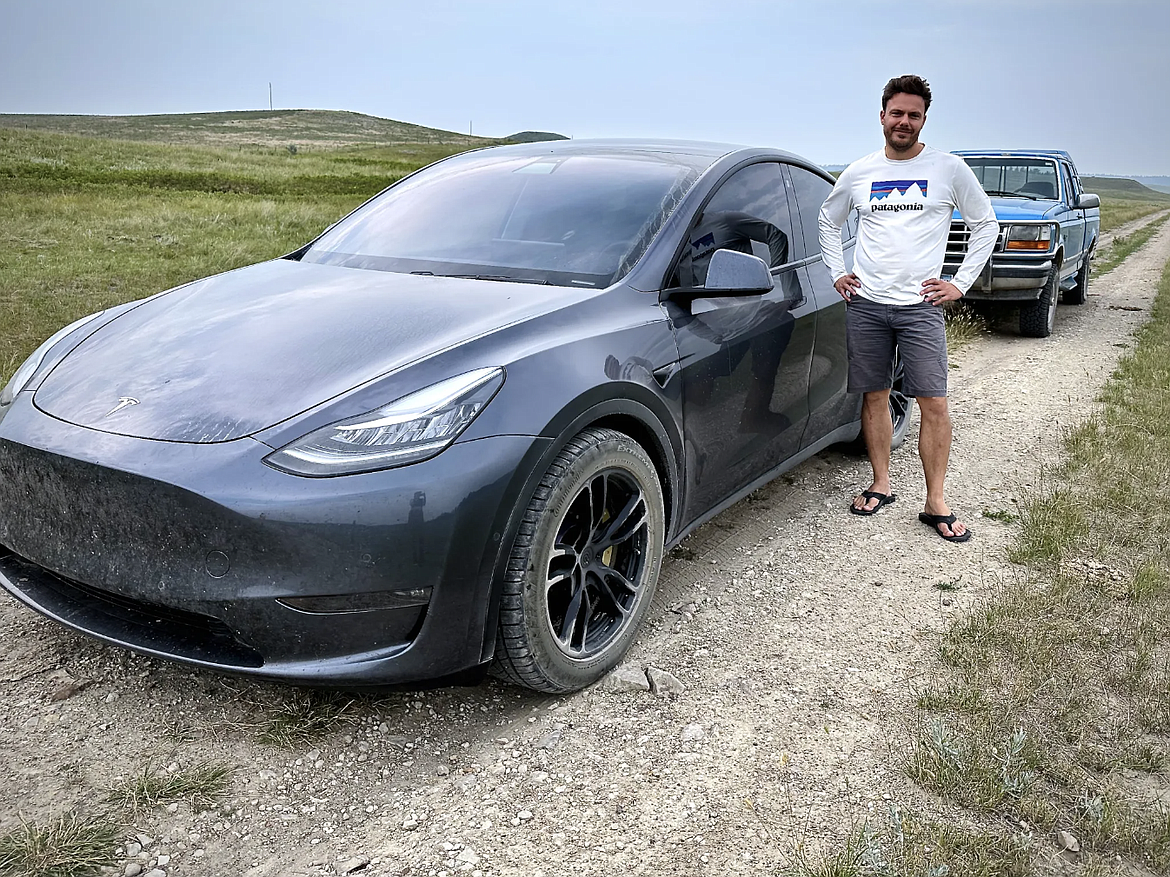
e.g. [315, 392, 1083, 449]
[1019, 267, 1060, 337]
[1063, 253, 1091, 305]
[491, 428, 665, 693]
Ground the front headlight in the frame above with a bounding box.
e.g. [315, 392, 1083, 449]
[1004, 224, 1054, 251]
[0, 311, 106, 409]
[264, 367, 505, 477]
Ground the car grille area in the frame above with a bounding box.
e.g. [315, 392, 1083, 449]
[0, 549, 264, 667]
[0, 438, 429, 673]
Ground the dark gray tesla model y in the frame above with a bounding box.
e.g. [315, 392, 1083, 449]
[0, 140, 909, 692]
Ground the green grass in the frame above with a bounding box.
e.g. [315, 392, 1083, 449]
[0, 127, 478, 383]
[1093, 212, 1170, 276]
[1099, 198, 1169, 234]
[785, 806, 1031, 876]
[1084, 177, 1170, 234]
[106, 761, 233, 813]
[0, 812, 119, 877]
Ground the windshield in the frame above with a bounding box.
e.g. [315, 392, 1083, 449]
[301, 151, 705, 288]
[962, 157, 1060, 200]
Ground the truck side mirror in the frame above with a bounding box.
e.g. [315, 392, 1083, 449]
[1077, 193, 1100, 210]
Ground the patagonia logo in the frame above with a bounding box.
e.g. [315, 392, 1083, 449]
[870, 180, 928, 200]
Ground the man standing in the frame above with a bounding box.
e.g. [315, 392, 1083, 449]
[817, 74, 997, 543]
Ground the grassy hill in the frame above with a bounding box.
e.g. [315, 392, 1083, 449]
[1082, 175, 1170, 202]
[0, 109, 496, 150]
[0, 116, 497, 382]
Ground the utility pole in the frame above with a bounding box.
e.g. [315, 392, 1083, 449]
[269, 83, 273, 110]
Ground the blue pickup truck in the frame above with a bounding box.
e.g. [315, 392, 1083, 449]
[943, 150, 1100, 337]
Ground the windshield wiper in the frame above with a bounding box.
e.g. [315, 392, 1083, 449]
[983, 188, 1040, 200]
[433, 273, 554, 285]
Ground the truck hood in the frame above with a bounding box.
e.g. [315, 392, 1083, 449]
[34, 259, 587, 443]
[954, 197, 1062, 223]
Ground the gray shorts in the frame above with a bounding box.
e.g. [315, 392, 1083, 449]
[845, 296, 948, 397]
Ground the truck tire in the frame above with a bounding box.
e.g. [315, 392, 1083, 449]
[1063, 251, 1091, 305]
[1019, 266, 1060, 338]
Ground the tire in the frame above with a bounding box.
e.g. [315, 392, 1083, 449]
[1063, 252, 1091, 305]
[1019, 266, 1060, 338]
[491, 427, 665, 693]
[889, 352, 912, 451]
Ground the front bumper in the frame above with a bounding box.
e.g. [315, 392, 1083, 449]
[944, 256, 1053, 302]
[0, 402, 546, 684]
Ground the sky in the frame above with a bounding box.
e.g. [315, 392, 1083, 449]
[2, 0, 1168, 176]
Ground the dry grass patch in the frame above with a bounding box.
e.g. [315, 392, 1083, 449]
[107, 761, 233, 814]
[0, 812, 118, 877]
[907, 256, 1170, 872]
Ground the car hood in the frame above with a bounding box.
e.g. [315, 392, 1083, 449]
[34, 259, 587, 443]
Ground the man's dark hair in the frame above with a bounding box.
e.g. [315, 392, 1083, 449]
[882, 75, 932, 112]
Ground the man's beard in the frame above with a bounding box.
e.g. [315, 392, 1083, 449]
[885, 128, 919, 154]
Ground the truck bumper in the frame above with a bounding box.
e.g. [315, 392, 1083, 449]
[944, 258, 1052, 303]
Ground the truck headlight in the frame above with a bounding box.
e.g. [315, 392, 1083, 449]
[1004, 224, 1054, 251]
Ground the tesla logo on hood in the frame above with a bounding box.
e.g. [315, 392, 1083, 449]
[104, 396, 140, 418]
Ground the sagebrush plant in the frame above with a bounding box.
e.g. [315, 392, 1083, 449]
[785, 805, 1032, 876]
[0, 811, 119, 877]
[107, 761, 233, 813]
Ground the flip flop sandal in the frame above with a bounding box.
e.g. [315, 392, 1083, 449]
[850, 491, 896, 516]
[918, 512, 972, 543]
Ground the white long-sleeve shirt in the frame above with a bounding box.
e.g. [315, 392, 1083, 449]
[817, 146, 998, 305]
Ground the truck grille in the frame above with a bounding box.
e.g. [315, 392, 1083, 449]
[946, 220, 1004, 261]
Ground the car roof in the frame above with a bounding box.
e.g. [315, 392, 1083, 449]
[473, 138, 822, 172]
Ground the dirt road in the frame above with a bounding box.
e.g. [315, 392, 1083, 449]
[2, 215, 1168, 877]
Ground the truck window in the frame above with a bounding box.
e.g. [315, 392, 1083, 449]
[963, 157, 1059, 200]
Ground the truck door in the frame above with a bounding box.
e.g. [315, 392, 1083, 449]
[1060, 162, 1087, 282]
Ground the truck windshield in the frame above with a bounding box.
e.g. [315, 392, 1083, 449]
[301, 152, 703, 288]
[962, 157, 1060, 201]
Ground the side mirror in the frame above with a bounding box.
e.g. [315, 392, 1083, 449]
[704, 249, 773, 294]
[1077, 192, 1100, 210]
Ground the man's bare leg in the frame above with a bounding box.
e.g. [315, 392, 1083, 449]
[854, 389, 893, 512]
[916, 395, 967, 538]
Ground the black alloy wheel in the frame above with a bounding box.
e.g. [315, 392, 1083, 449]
[492, 428, 665, 692]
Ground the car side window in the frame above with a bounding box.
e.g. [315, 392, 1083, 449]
[786, 165, 835, 260]
[671, 162, 795, 288]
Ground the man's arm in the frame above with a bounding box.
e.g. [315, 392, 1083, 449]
[950, 162, 998, 294]
[817, 174, 860, 300]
